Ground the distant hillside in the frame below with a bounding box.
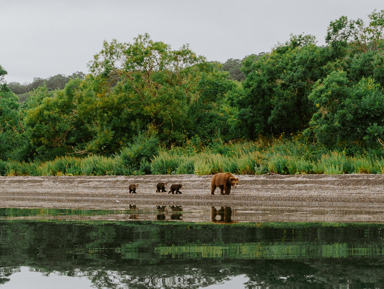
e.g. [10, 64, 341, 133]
[8, 72, 85, 102]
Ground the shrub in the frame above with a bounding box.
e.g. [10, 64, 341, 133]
[315, 151, 354, 174]
[236, 152, 263, 174]
[286, 157, 315, 174]
[120, 134, 160, 174]
[268, 155, 289, 174]
[150, 152, 181, 175]
[80, 156, 118, 175]
[350, 156, 374, 174]
[194, 153, 230, 175]
[0, 161, 7, 176]
[176, 157, 195, 174]
[5, 161, 38, 176]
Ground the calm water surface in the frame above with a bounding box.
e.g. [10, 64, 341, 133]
[0, 207, 384, 288]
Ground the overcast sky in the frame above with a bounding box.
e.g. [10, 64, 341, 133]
[1, 0, 383, 83]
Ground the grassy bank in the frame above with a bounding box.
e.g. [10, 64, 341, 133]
[1, 139, 384, 176]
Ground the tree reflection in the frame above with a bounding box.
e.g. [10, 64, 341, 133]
[1, 221, 384, 288]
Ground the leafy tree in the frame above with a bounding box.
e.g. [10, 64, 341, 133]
[87, 34, 238, 149]
[0, 66, 26, 160]
[23, 35, 239, 159]
[88, 34, 207, 147]
[221, 58, 245, 82]
[24, 79, 90, 160]
[326, 10, 384, 54]
[239, 34, 333, 138]
[8, 72, 85, 96]
[307, 71, 384, 149]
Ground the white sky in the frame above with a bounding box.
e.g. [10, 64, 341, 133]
[1, 0, 383, 83]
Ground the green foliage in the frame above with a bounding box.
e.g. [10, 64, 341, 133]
[24, 79, 90, 160]
[150, 151, 182, 174]
[0, 160, 7, 176]
[1, 138, 384, 176]
[120, 134, 160, 174]
[2, 11, 384, 165]
[307, 72, 384, 149]
[88, 34, 241, 147]
[0, 67, 27, 161]
[221, 58, 245, 81]
[239, 34, 332, 138]
[8, 72, 85, 96]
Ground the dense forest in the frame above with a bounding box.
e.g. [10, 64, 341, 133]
[1, 10, 384, 175]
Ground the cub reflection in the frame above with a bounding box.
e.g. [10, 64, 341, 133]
[156, 205, 167, 220]
[155, 205, 184, 221]
[211, 206, 234, 224]
[129, 204, 139, 220]
[170, 206, 183, 220]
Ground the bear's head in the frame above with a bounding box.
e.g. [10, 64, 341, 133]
[230, 177, 239, 187]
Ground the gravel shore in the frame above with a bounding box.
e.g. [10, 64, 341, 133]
[1, 174, 384, 223]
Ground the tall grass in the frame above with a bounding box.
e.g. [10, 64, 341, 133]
[1, 138, 384, 176]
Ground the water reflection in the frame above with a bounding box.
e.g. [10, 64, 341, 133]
[0, 219, 384, 288]
[128, 204, 138, 220]
[211, 206, 234, 224]
[155, 206, 184, 221]
[170, 206, 183, 220]
[156, 205, 166, 220]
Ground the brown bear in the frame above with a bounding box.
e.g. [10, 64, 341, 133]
[129, 184, 139, 193]
[211, 172, 238, 195]
[156, 182, 167, 193]
[168, 184, 182, 194]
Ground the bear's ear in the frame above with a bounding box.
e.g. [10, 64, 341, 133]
[230, 177, 234, 181]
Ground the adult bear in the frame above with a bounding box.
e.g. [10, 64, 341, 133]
[211, 172, 239, 195]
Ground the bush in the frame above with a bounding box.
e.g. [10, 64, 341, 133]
[80, 156, 118, 175]
[268, 155, 289, 174]
[0, 160, 7, 176]
[350, 156, 375, 174]
[120, 134, 160, 174]
[236, 152, 263, 174]
[150, 152, 181, 175]
[315, 151, 354, 174]
[194, 153, 231, 175]
[4, 161, 39, 176]
[176, 157, 195, 174]
[286, 157, 315, 174]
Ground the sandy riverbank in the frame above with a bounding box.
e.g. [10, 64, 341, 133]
[1, 174, 384, 223]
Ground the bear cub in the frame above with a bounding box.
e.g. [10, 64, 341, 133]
[168, 184, 183, 194]
[156, 182, 167, 193]
[129, 184, 139, 193]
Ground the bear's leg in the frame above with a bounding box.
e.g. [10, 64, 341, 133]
[220, 185, 225, 195]
[224, 186, 231, 195]
[211, 185, 216, 195]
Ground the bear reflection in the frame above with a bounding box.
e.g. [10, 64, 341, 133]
[129, 204, 139, 220]
[170, 206, 183, 220]
[155, 205, 183, 221]
[211, 206, 234, 223]
[156, 205, 167, 220]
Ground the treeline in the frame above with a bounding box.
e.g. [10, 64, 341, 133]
[1, 11, 384, 173]
[8, 72, 85, 95]
[7, 72, 85, 103]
